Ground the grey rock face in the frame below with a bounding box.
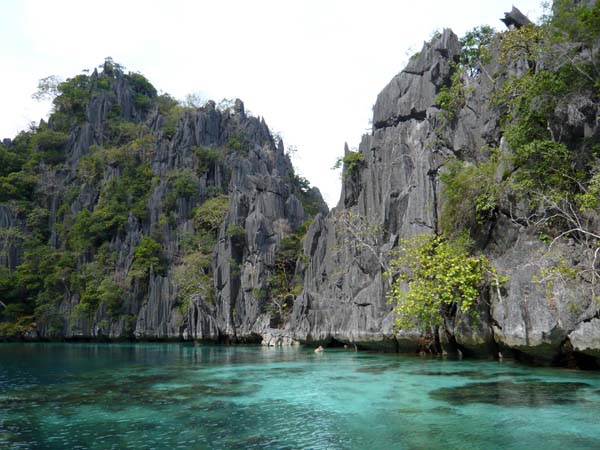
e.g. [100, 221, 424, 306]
[261, 328, 298, 346]
[3, 6, 600, 367]
[487, 227, 595, 360]
[373, 30, 460, 130]
[501, 7, 533, 29]
[0, 67, 327, 343]
[569, 319, 600, 358]
[0, 205, 25, 271]
[291, 30, 461, 351]
[291, 16, 600, 364]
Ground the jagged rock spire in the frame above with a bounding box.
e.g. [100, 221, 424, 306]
[501, 6, 532, 29]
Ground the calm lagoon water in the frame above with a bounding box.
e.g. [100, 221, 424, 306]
[1, 343, 600, 450]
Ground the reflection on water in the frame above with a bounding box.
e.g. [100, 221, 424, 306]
[1, 343, 599, 450]
[430, 380, 591, 406]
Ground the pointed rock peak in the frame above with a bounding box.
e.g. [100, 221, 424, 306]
[344, 142, 350, 154]
[234, 98, 245, 116]
[277, 138, 285, 154]
[102, 60, 114, 77]
[501, 6, 532, 29]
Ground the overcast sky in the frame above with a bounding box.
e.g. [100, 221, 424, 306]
[0, 0, 543, 206]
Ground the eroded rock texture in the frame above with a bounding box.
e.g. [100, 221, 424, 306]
[291, 23, 600, 366]
[1, 65, 327, 343]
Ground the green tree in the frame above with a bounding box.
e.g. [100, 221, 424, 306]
[386, 234, 500, 331]
[332, 151, 364, 178]
[129, 237, 164, 279]
[460, 25, 495, 77]
[194, 195, 230, 232]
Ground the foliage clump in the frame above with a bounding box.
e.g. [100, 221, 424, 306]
[193, 195, 230, 232]
[387, 234, 499, 330]
[435, 26, 495, 125]
[129, 237, 164, 280]
[333, 151, 364, 178]
[227, 133, 251, 155]
[440, 153, 507, 235]
[225, 224, 246, 245]
[459, 25, 495, 77]
[435, 67, 468, 124]
[193, 146, 221, 176]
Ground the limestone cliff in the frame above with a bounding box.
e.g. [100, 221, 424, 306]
[0, 62, 327, 343]
[2, 2, 600, 369]
[291, 6, 600, 367]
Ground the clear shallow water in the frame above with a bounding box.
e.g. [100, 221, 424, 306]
[1, 344, 599, 450]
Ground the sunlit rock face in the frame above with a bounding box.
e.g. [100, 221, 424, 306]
[1, 64, 327, 343]
[3, 3, 600, 368]
[291, 5, 600, 366]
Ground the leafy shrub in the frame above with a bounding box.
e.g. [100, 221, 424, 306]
[460, 26, 495, 77]
[333, 151, 364, 178]
[125, 73, 157, 98]
[554, 0, 600, 35]
[52, 74, 92, 127]
[106, 120, 145, 146]
[162, 106, 186, 139]
[435, 66, 470, 123]
[164, 170, 198, 211]
[225, 225, 246, 244]
[290, 174, 322, 217]
[174, 251, 214, 310]
[98, 278, 124, 318]
[129, 237, 164, 280]
[512, 139, 575, 193]
[0, 143, 26, 176]
[227, 133, 250, 155]
[387, 234, 499, 330]
[96, 77, 111, 90]
[172, 171, 198, 198]
[77, 152, 103, 183]
[24, 208, 49, 241]
[193, 146, 221, 175]
[32, 129, 69, 164]
[0, 315, 35, 337]
[499, 24, 543, 69]
[156, 94, 178, 114]
[193, 195, 230, 233]
[0, 171, 38, 202]
[440, 155, 505, 235]
[134, 94, 152, 110]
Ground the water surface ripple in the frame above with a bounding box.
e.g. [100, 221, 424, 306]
[1, 343, 599, 449]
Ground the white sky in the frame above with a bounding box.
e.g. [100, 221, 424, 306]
[0, 0, 543, 206]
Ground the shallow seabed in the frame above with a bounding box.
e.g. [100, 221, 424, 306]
[1, 343, 599, 449]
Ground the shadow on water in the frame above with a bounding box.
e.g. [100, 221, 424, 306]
[355, 365, 392, 374]
[410, 369, 530, 379]
[430, 380, 592, 407]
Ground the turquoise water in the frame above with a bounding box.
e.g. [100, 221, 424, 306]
[1, 344, 600, 449]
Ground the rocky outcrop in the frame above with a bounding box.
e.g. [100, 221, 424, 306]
[570, 319, 600, 358]
[0, 205, 25, 271]
[3, 3, 599, 369]
[290, 14, 600, 366]
[0, 65, 326, 343]
[291, 29, 460, 351]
